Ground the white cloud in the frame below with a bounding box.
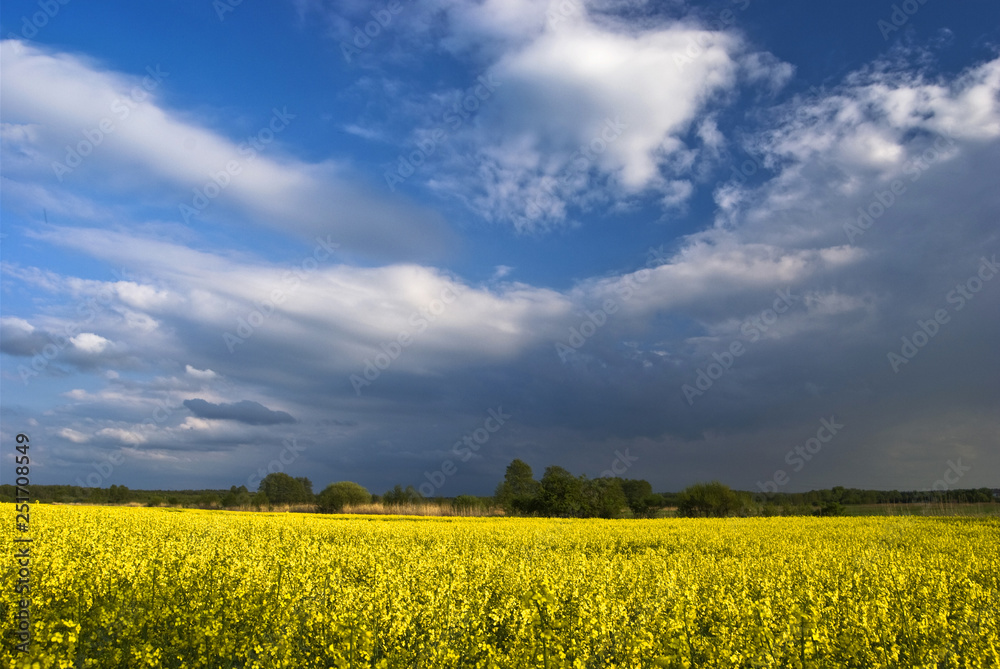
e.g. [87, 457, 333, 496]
[95, 427, 147, 445]
[0, 39, 451, 260]
[388, 3, 791, 230]
[15, 226, 572, 375]
[712, 54, 1000, 252]
[23, 221, 871, 382]
[492, 265, 514, 280]
[178, 417, 215, 431]
[1, 316, 34, 335]
[756, 57, 1000, 178]
[186, 365, 218, 380]
[57, 428, 90, 443]
[71, 332, 111, 354]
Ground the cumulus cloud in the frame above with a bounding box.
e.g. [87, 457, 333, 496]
[343, 1, 793, 231]
[312, 1, 792, 232]
[0, 314, 132, 373]
[71, 333, 111, 354]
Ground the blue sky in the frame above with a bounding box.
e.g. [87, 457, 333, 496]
[1, 0, 998, 495]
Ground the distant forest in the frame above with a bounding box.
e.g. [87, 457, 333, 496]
[3, 457, 997, 518]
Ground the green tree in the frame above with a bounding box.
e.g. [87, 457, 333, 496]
[581, 477, 628, 518]
[259, 472, 310, 504]
[296, 477, 314, 500]
[676, 481, 744, 517]
[222, 485, 251, 508]
[382, 484, 423, 505]
[494, 459, 540, 515]
[317, 481, 371, 513]
[539, 466, 584, 517]
[197, 493, 221, 507]
[620, 478, 658, 516]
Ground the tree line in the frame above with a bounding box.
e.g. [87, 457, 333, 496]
[2, 464, 996, 518]
[493, 460, 660, 517]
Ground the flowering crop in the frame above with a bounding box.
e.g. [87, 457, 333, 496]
[2, 506, 998, 668]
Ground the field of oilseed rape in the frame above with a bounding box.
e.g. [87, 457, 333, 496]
[2, 507, 999, 669]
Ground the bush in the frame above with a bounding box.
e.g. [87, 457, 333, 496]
[816, 501, 847, 516]
[317, 481, 371, 513]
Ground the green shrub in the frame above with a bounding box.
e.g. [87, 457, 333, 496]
[317, 481, 371, 513]
[452, 495, 483, 512]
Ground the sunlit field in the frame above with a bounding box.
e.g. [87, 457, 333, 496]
[3, 506, 998, 668]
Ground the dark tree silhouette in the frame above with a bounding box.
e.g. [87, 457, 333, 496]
[494, 459, 540, 515]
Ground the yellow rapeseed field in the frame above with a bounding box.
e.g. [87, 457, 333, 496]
[2, 505, 998, 668]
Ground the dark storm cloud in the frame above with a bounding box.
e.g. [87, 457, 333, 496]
[183, 399, 296, 425]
